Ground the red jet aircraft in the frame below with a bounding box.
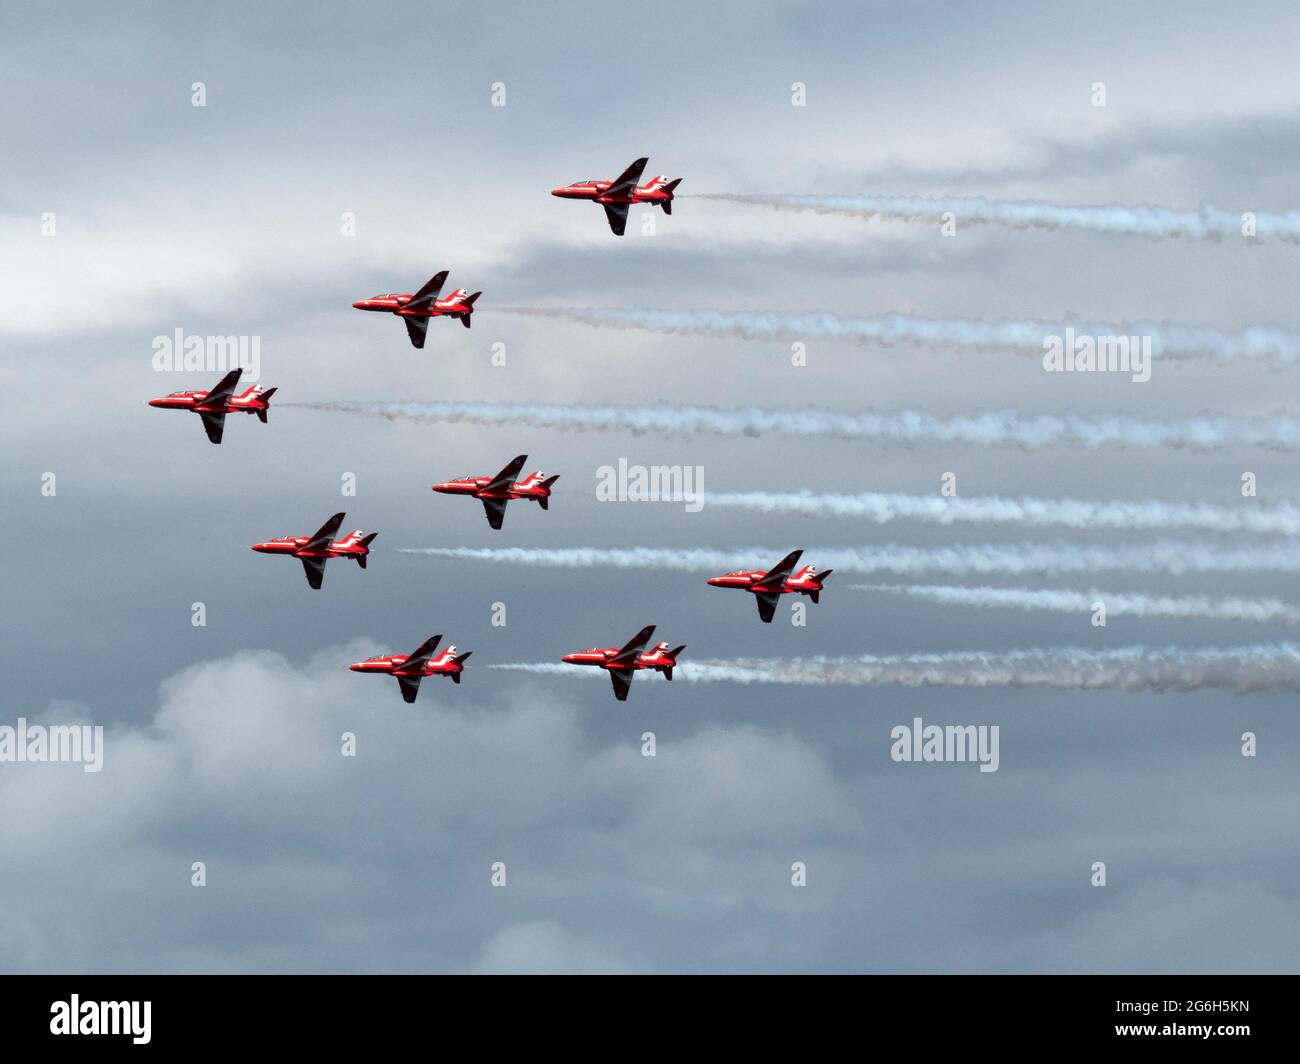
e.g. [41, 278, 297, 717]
[351, 270, 480, 348]
[550, 156, 682, 235]
[431, 454, 559, 530]
[251, 512, 377, 589]
[148, 367, 276, 444]
[349, 634, 472, 703]
[707, 549, 833, 623]
[562, 624, 685, 702]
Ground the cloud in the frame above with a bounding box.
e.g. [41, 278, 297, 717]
[0, 645, 855, 972]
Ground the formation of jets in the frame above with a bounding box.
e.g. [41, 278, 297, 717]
[551, 156, 682, 235]
[431, 454, 559, 530]
[144, 157, 842, 704]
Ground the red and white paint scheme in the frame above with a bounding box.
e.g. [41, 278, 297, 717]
[707, 549, 833, 624]
[250, 512, 378, 589]
[431, 454, 559, 530]
[349, 634, 472, 703]
[148, 367, 276, 445]
[550, 156, 682, 235]
[351, 270, 480, 348]
[561, 624, 686, 702]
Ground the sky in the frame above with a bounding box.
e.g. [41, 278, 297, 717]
[1, 0, 1298, 972]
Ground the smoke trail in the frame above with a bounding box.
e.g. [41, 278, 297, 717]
[494, 644, 1300, 693]
[499, 306, 1300, 363]
[698, 192, 1300, 243]
[853, 584, 1300, 624]
[284, 400, 1300, 452]
[706, 490, 1300, 536]
[398, 542, 1300, 577]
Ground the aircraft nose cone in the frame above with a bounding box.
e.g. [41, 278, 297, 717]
[348, 663, 364, 671]
[147, 398, 163, 407]
[706, 577, 722, 586]
[351, 301, 365, 309]
[561, 654, 578, 663]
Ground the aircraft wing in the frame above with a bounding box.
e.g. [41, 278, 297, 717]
[755, 593, 779, 624]
[753, 549, 804, 591]
[604, 156, 649, 199]
[202, 368, 244, 409]
[395, 634, 442, 676]
[608, 624, 655, 668]
[602, 202, 629, 236]
[404, 316, 429, 349]
[397, 674, 423, 704]
[406, 271, 448, 312]
[608, 669, 632, 702]
[300, 556, 326, 590]
[484, 455, 528, 495]
[480, 497, 508, 530]
[199, 410, 227, 445]
[303, 512, 346, 554]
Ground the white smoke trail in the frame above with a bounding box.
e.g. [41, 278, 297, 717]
[494, 644, 1300, 693]
[706, 490, 1300, 535]
[698, 192, 1300, 243]
[500, 306, 1300, 363]
[853, 584, 1300, 624]
[284, 401, 1300, 452]
[398, 542, 1300, 577]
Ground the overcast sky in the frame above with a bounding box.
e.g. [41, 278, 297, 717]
[2, 0, 1298, 973]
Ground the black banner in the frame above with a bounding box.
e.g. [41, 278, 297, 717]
[0, 974, 1289, 1051]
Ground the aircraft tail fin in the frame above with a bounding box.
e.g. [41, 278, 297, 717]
[663, 644, 686, 681]
[461, 291, 481, 308]
[255, 387, 277, 423]
[356, 533, 378, 567]
[660, 178, 681, 213]
[540, 474, 560, 491]
[808, 569, 832, 604]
